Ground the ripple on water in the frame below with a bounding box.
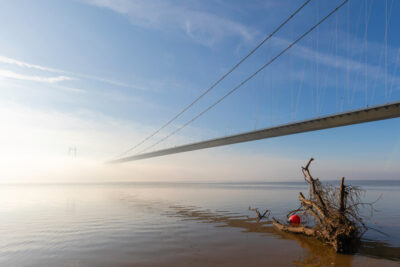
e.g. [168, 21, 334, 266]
[0, 182, 399, 266]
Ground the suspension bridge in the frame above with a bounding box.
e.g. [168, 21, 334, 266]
[110, 0, 400, 164]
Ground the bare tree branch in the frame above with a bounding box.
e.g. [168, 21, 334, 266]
[273, 218, 315, 236]
[273, 158, 376, 253]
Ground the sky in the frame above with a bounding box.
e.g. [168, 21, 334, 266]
[1, 0, 400, 183]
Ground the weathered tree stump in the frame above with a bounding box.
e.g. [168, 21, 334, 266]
[273, 158, 368, 253]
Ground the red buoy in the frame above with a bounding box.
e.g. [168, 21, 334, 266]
[289, 214, 301, 224]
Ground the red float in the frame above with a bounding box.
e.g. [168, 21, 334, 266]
[289, 214, 301, 224]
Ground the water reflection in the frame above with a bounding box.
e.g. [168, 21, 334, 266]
[1, 183, 399, 267]
[118, 193, 400, 266]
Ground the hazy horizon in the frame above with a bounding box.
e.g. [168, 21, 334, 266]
[1, 0, 400, 183]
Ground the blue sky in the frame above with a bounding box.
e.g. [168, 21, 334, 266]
[1, 0, 400, 182]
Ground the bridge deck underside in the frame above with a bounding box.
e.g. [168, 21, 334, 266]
[111, 102, 400, 163]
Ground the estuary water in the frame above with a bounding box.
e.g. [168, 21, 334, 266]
[0, 181, 399, 266]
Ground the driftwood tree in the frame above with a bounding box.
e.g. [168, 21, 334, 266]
[273, 158, 369, 253]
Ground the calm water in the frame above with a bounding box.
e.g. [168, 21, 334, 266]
[0, 181, 399, 266]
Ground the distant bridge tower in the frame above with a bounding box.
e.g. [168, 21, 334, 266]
[68, 147, 77, 158]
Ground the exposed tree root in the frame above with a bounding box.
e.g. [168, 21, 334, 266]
[273, 158, 372, 253]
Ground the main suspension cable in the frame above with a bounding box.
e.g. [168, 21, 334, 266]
[116, 0, 312, 158]
[139, 0, 349, 154]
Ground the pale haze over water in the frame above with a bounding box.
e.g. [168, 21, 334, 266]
[1, 181, 399, 266]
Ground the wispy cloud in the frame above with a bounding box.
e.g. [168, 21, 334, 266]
[0, 55, 139, 90]
[0, 55, 60, 72]
[0, 69, 72, 83]
[81, 0, 259, 46]
[53, 84, 87, 93]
